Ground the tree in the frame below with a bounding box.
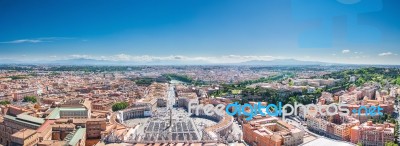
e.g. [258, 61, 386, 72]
[112, 102, 129, 111]
[134, 77, 155, 86]
[385, 141, 398, 146]
[288, 79, 294, 86]
[395, 76, 400, 86]
[23, 96, 37, 103]
[0, 100, 10, 105]
[395, 121, 399, 143]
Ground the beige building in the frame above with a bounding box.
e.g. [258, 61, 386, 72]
[12, 90, 36, 101]
[92, 100, 114, 111]
[86, 119, 107, 139]
[0, 113, 44, 146]
[307, 114, 359, 141]
[243, 116, 304, 146]
[51, 98, 93, 119]
[36, 120, 55, 142]
[51, 123, 76, 141]
[118, 106, 151, 122]
[59, 98, 92, 119]
[10, 128, 39, 146]
[350, 121, 395, 146]
[39, 126, 86, 146]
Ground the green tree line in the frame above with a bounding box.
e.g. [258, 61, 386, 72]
[112, 102, 129, 111]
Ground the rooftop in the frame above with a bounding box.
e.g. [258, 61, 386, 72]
[4, 114, 43, 127]
[38, 140, 67, 145]
[37, 120, 55, 133]
[16, 113, 45, 124]
[67, 128, 86, 146]
[11, 128, 36, 139]
[59, 107, 87, 111]
[302, 137, 353, 146]
[46, 108, 60, 119]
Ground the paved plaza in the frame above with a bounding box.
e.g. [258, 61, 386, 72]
[126, 107, 202, 142]
[122, 86, 243, 143]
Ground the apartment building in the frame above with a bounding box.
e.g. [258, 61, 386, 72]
[58, 98, 92, 119]
[350, 121, 395, 146]
[36, 120, 55, 142]
[86, 119, 107, 139]
[10, 129, 39, 146]
[38, 125, 86, 146]
[41, 97, 62, 105]
[51, 124, 76, 141]
[243, 116, 304, 146]
[0, 113, 44, 146]
[306, 114, 359, 141]
[12, 90, 36, 101]
[91, 100, 113, 111]
[59, 107, 89, 119]
[64, 128, 86, 146]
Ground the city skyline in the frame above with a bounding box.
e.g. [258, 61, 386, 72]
[1, 0, 400, 65]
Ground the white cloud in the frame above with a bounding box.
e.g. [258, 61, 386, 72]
[0, 37, 73, 44]
[70, 54, 91, 59]
[342, 50, 350, 54]
[378, 52, 393, 56]
[0, 39, 44, 44]
[65, 54, 281, 63]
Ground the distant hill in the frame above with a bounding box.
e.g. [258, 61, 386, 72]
[237, 59, 337, 66]
[0, 58, 122, 65]
[1, 58, 339, 66]
[49, 58, 119, 65]
[0, 59, 22, 64]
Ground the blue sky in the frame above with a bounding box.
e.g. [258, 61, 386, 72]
[0, 0, 399, 64]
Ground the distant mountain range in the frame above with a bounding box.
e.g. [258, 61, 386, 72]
[0, 58, 119, 65]
[235, 59, 338, 66]
[49, 58, 120, 65]
[0, 58, 339, 66]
